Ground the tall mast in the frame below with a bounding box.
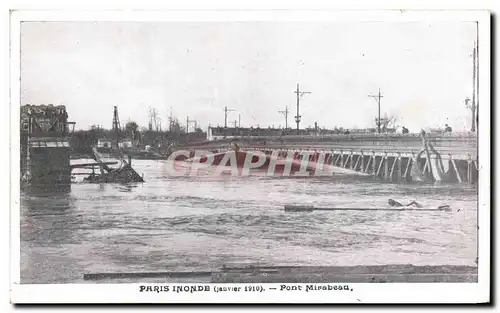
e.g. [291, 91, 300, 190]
[186, 116, 196, 133]
[293, 83, 311, 135]
[472, 41, 477, 132]
[224, 106, 235, 128]
[476, 21, 479, 131]
[368, 89, 383, 133]
[278, 106, 290, 129]
[112, 106, 121, 149]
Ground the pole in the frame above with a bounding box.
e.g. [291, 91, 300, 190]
[368, 89, 384, 133]
[378, 89, 381, 133]
[472, 43, 476, 132]
[278, 106, 290, 129]
[294, 83, 311, 135]
[295, 83, 300, 134]
[224, 106, 235, 128]
[168, 107, 172, 132]
[238, 114, 241, 128]
[224, 107, 227, 128]
[476, 22, 479, 130]
[112, 106, 121, 150]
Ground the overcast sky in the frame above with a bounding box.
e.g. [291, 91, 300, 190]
[21, 21, 477, 132]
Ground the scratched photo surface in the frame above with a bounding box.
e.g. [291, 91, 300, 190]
[19, 21, 478, 284]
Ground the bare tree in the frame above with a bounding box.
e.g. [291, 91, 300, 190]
[148, 107, 159, 131]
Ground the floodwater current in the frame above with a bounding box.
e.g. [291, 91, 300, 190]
[20, 159, 478, 283]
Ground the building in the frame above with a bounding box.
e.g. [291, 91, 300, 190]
[97, 138, 133, 149]
[20, 104, 73, 190]
[118, 139, 133, 149]
[21, 104, 70, 136]
[208, 126, 291, 140]
[97, 139, 113, 149]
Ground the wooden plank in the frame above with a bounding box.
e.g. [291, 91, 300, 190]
[284, 205, 452, 212]
[220, 264, 476, 275]
[83, 265, 477, 283]
[213, 272, 477, 283]
[84, 271, 213, 281]
[70, 161, 118, 169]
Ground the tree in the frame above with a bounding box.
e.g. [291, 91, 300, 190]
[170, 118, 182, 133]
[375, 114, 398, 132]
[90, 124, 102, 132]
[125, 121, 139, 144]
[125, 121, 139, 134]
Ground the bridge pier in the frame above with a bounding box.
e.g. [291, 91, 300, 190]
[396, 156, 402, 183]
[361, 155, 366, 172]
[384, 155, 389, 180]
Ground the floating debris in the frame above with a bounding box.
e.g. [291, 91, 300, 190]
[72, 147, 144, 184]
[284, 205, 453, 212]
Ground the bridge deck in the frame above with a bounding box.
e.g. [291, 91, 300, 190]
[177, 133, 478, 160]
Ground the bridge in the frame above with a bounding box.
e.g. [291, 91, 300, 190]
[172, 132, 478, 184]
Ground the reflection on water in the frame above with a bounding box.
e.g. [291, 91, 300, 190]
[20, 159, 478, 284]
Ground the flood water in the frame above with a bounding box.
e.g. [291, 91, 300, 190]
[20, 159, 478, 284]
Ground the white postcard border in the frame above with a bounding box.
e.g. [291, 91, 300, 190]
[9, 8, 491, 304]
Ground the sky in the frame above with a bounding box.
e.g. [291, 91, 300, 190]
[20, 21, 478, 132]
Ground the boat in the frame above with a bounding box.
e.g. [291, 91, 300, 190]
[182, 142, 326, 176]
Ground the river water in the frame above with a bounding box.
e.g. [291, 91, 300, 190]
[20, 159, 478, 284]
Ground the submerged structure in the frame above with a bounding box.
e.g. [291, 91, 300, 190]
[72, 106, 145, 184]
[74, 147, 144, 183]
[20, 104, 73, 191]
[20, 104, 144, 191]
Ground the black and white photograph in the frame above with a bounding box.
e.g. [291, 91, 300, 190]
[9, 9, 490, 304]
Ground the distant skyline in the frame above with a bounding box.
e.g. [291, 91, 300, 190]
[21, 21, 478, 132]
